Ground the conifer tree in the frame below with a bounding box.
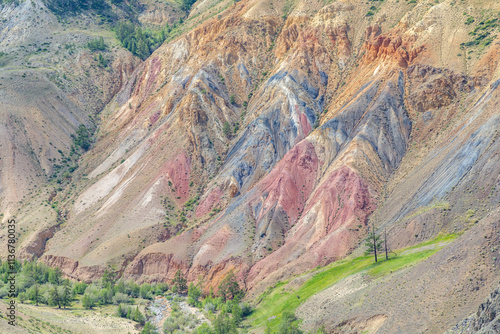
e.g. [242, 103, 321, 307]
[218, 270, 244, 302]
[82, 293, 96, 309]
[50, 286, 61, 308]
[172, 269, 187, 293]
[365, 223, 383, 262]
[61, 280, 72, 308]
[98, 36, 105, 50]
[33, 283, 40, 306]
[117, 303, 123, 317]
[384, 227, 389, 261]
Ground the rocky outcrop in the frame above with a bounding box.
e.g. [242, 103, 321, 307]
[19, 224, 58, 259]
[363, 30, 420, 67]
[407, 65, 475, 113]
[41, 255, 104, 283]
[448, 285, 500, 333]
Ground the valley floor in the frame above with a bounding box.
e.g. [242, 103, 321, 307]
[0, 300, 140, 334]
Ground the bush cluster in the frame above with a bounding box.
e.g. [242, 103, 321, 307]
[163, 302, 201, 333]
[45, 0, 111, 16]
[87, 37, 106, 52]
[117, 304, 146, 325]
[115, 21, 170, 60]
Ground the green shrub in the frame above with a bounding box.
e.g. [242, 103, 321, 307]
[195, 323, 213, 334]
[72, 124, 91, 151]
[277, 311, 302, 334]
[141, 322, 158, 334]
[223, 121, 231, 138]
[187, 282, 202, 306]
[87, 37, 106, 51]
[140, 283, 152, 299]
[82, 293, 96, 309]
[465, 17, 475, 25]
[113, 292, 130, 304]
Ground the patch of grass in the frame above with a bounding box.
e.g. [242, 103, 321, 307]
[367, 248, 438, 277]
[250, 233, 459, 331]
[403, 201, 450, 221]
[250, 257, 371, 330]
[404, 232, 460, 251]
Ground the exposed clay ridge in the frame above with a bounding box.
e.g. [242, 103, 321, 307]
[41, 254, 104, 283]
[363, 26, 421, 67]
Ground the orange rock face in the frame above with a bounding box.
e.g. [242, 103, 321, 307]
[362, 27, 421, 67]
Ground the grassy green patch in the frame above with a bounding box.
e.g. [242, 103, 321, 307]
[367, 248, 437, 277]
[250, 257, 371, 330]
[403, 201, 450, 222]
[404, 232, 460, 251]
[249, 233, 459, 331]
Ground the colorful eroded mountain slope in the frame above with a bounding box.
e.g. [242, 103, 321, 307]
[2, 0, 500, 332]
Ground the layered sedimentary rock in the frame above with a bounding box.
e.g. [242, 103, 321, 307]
[3, 0, 500, 331]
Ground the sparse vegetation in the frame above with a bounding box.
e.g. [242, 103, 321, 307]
[404, 201, 450, 221]
[282, 0, 294, 20]
[313, 116, 320, 129]
[95, 52, 108, 67]
[44, 0, 118, 18]
[461, 17, 499, 49]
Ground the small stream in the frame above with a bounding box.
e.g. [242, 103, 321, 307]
[148, 296, 172, 331]
[147, 295, 209, 332]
